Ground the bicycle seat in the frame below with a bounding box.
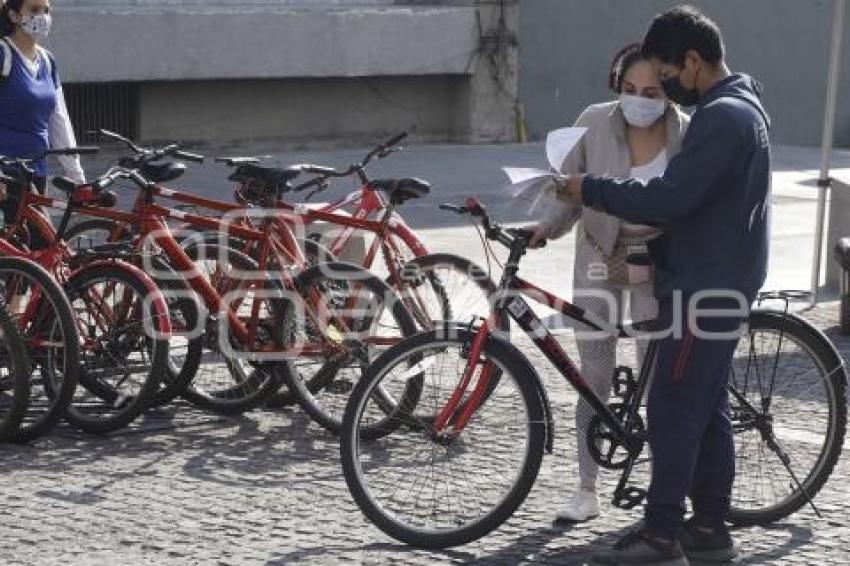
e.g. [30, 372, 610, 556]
[371, 178, 430, 205]
[140, 161, 186, 184]
[835, 238, 850, 270]
[228, 164, 302, 190]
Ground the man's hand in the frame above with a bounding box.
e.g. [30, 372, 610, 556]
[0, 182, 7, 203]
[555, 175, 584, 205]
[528, 223, 551, 248]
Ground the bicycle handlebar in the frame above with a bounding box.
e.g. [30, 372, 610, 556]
[440, 197, 546, 250]
[362, 130, 408, 167]
[92, 129, 206, 165]
[91, 168, 151, 193]
[291, 130, 410, 185]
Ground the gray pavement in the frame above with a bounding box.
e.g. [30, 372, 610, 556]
[0, 301, 848, 565]
[4, 141, 846, 564]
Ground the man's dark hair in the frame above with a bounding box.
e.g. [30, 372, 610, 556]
[641, 5, 725, 67]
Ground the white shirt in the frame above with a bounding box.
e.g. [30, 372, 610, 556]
[7, 39, 85, 184]
[620, 149, 668, 237]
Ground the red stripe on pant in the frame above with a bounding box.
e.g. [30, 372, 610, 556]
[673, 328, 695, 381]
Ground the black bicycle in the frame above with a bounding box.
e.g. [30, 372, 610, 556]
[340, 197, 847, 548]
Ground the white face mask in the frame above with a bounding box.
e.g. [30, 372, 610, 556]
[20, 13, 52, 41]
[619, 94, 667, 128]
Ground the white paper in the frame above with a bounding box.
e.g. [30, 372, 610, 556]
[501, 127, 586, 218]
[546, 127, 588, 172]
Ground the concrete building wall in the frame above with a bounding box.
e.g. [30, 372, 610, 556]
[136, 75, 469, 145]
[49, 0, 519, 146]
[52, 4, 478, 83]
[519, 0, 850, 147]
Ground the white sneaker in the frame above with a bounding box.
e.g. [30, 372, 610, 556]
[555, 489, 600, 522]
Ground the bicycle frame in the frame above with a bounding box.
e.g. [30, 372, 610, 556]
[431, 235, 642, 454]
[0, 187, 172, 350]
[29, 181, 391, 358]
[155, 181, 428, 270]
[95, 179, 437, 330]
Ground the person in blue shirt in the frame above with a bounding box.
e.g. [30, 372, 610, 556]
[555, 6, 771, 565]
[0, 0, 85, 246]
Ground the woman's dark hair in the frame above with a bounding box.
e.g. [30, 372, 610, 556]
[641, 5, 724, 67]
[0, 0, 26, 37]
[609, 43, 643, 93]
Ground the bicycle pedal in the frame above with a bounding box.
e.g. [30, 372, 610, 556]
[613, 487, 647, 510]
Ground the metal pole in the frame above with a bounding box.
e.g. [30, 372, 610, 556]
[811, 0, 846, 305]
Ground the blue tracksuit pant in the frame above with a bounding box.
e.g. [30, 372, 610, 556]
[644, 295, 747, 539]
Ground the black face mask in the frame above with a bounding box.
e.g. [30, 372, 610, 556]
[661, 73, 700, 107]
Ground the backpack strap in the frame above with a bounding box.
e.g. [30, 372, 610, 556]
[37, 46, 59, 88]
[0, 37, 12, 84]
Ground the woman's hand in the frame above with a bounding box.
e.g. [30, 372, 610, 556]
[0, 182, 7, 203]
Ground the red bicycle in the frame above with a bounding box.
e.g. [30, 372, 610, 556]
[0, 149, 171, 435]
[70, 131, 503, 337]
[58, 161, 419, 432]
[67, 132, 504, 425]
[341, 197, 847, 548]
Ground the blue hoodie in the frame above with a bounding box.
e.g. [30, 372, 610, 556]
[582, 73, 771, 302]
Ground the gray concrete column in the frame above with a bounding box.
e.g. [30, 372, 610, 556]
[462, 0, 520, 143]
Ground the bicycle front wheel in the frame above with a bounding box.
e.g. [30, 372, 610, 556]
[0, 298, 31, 442]
[0, 257, 79, 442]
[728, 310, 847, 525]
[340, 327, 546, 549]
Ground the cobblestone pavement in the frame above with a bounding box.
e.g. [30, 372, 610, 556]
[1, 302, 848, 565]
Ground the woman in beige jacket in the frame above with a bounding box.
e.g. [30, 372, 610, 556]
[532, 44, 690, 522]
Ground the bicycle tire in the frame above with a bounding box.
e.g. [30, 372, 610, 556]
[185, 230, 337, 409]
[395, 253, 510, 424]
[63, 263, 170, 434]
[397, 253, 510, 333]
[0, 257, 80, 443]
[340, 327, 546, 548]
[0, 298, 31, 442]
[279, 262, 418, 435]
[67, 220, 217, 407]
[180, 241, 288, 414]
[147, 255, 203, 407]
[264, 237, 338, 408]
[728, 310, 847, 526]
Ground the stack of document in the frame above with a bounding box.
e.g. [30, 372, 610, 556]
[503, 126, 587, 217]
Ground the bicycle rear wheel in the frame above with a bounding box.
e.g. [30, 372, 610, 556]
[340, 327, 546, 549]
[728, 310, 847, 525]
[280, 262, 418, 435]
[180, 241, 287, 414]
[0, 257, 79, 443]
[64, 263, 170, 434]
[395, 253, 509, 335]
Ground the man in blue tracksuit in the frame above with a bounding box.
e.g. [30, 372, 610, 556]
[557, 6, 771, 565]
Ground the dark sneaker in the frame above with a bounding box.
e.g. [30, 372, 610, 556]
[679, 519, 738, 563]
[591, 528, 690, 565]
